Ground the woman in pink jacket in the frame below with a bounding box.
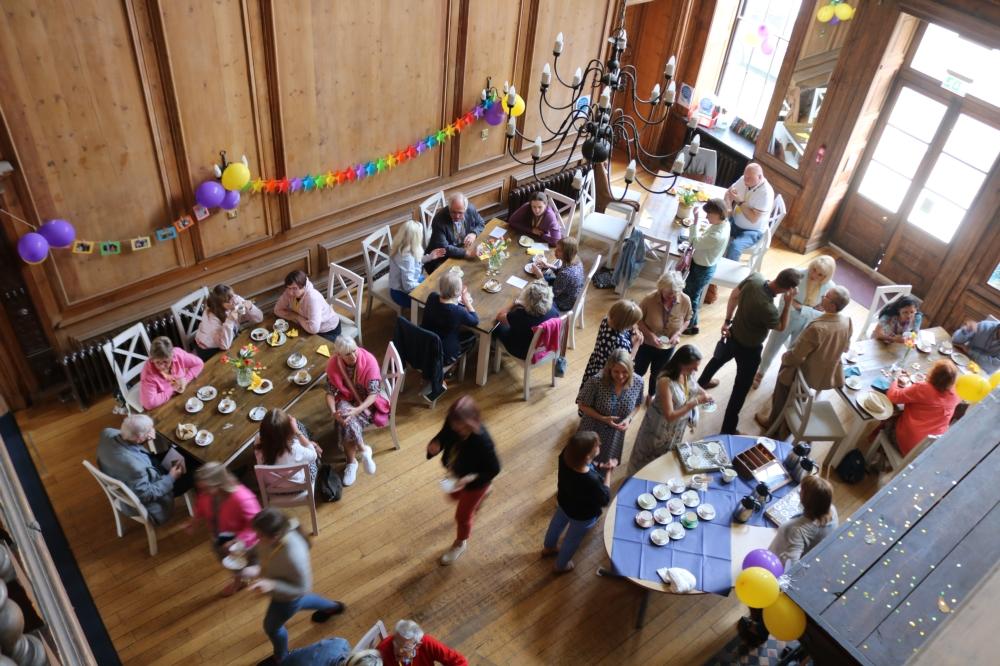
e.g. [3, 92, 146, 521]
[187, 463, 262, 596]
[274, 270, 342, 342]
[139, 336, 204, 410]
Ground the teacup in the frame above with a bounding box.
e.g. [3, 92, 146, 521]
[690, 474, 708, 490]
[294, 369, 309, 383]
[721, 468, 738, 483]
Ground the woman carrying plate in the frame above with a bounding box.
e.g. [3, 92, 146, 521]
[634, 271, 692, 396]
[885, 359, 960, 456]
[139, 336, 205, 410]
[426, 395, 501, 566]
[542, 431, 615, 573]
[185, 463, 262, 596]
[325, 336, 390, 488]
[872, 294, 923, 343]
[254, 408, 322, 485]
[529, 236, 584, 313]
[577, 349, 644, 464]
[627, 345, 712, 476]
[494, 280, 559, 360]
[507, 191, 562, 247]
[193, 284, 264, 361]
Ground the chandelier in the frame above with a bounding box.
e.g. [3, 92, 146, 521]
[499, 2, 700, 200]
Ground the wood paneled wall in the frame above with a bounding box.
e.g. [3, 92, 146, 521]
[0, 0, 616, 352]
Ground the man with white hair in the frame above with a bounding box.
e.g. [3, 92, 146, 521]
[425, 192, 485, 273]
[376, 619, 467, 666]
[96, 414, 195, 525]
[723, 162, 775, 261]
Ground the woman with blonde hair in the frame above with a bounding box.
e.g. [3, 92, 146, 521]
[193, 283, 263, 360]
[576, 349, 644, 463]
[634, 271, 692, 395]
[187, 462, 262, 596]
[139, 336, 204, 410]
[494, 279, 559, 360]
[389, 220, 446, 308]
[754, 255, 836, 388]
[580, 299, 644, 387]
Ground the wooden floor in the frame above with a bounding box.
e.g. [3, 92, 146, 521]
[17, 235, 880, 665]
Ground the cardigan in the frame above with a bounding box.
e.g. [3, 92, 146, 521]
[886, 381, 960, 455]
[254, 528, 313, 602]
[193, 485, 261, 548]
[376, 634, 468, 666]
[507, 201, 562, 247]
[274, 278, 340, 335]
[429, 422, 501, 490]
[139, 348, 205, 410]
[769, 507, 838, 568]
[194, 296, 263, 351]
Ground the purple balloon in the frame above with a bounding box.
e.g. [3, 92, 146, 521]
[38, 218, 76, 248]
[195, 180, 226, 208]
[485, 101, 506, 126]
[221, 189, 241, 210]
[742, 548, 784, 578]
[18, 232, 50, 264]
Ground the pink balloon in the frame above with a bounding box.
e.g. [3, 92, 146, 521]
[757, 24, 770, 41]
[761, 37, 776, 55]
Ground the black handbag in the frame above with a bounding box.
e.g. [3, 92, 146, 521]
[315, 463, 342, 502]
[836, 449, 866, 484]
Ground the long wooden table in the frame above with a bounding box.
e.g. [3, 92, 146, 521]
[148, 320, 327, 465]
[409, 217, 547, 386]
[635, 175, 727, 274]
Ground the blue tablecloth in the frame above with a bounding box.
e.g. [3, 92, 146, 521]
[609, 435, 796, 595]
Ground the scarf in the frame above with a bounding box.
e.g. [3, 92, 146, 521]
[327, 349, 390, 427]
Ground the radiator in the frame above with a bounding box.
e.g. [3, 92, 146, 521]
[507, 168, 587, 217]
[60, 313, 179, 409]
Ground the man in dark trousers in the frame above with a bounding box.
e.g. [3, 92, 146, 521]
[425, 192, 485, 274]
[697, 267, 800, 434]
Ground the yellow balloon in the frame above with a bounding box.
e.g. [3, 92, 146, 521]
[834, 3, 854, 20]
[735, 567, 780, 609]
[816, 5, 835, 22]
[763, 593, 807, 641]
[990, 370, 1000, 390]
[502, 94, 526, 118]
[955, 373, 990, 403]
[221, 163, 251, 191]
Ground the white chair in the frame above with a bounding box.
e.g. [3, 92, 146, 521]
[685, 147, 718, 185]
[568, 253, 603, 350]
[83, 460, 193, 556]
[255, 463, 319, 536]
[865, 432, 937, 477]
[544, 188, 578, 237]
[766, 371, 847, 476]
[709, 225, 772, 290]
[736, 195, 785, 263]
[418, 191, 447, 246]
[327, 262, 366, 345]
[493, 313, 569, 401]
[170, 287, 208, 352]
[381, 342, 405, 450]
[102, 322, 152, 413]
[578, 171, 634, 269]
[353, 620, 389, 652]
[361, 225, 397, 316]
[857, 284, 912, 341]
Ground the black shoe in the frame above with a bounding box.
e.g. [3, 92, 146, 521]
[311, 602, 346, 623]
[257, 658, 278, 666]
[683, 326, 699, 336]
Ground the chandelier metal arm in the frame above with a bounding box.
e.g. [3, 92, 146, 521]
[539, 85, 586, 112]
[618, 112, 686, 167]
[615, 69, 672, 127]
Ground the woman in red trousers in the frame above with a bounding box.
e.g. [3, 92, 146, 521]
[427, 395, 501, 566]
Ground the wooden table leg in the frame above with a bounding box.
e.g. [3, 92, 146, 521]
[410, 299, 419, 323]
[475, 330, 491, 386]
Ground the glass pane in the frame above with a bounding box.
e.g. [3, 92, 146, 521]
[871, 126, 931, 179]
[911, 23, 1000, 107]
[907, 188, 967, 243]
[944, 115, 1000, 172]
[858, 161, 912, 213]
[925, 154, 988, 206]
[989, 262, 1000, 291]
[886, 88, 947, 142]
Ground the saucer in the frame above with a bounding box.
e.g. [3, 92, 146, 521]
[950, 352, 970, 366]
[650, 528, 670, 546]
[666, 498, 685, 515]
[636, 493, 657, 510]
[652, 508, 673, 525]
[524, 262, 542, 275]
[681, 511, 699, 529]
[252, 379, 274, 394]
[291, 372, 312, 386]
[196, 386, 217, 401]
[690, 474, 709, 491]
[666, 523, 685, 540]
[218, 398, 237, 414]
[757, 437, 777, 452]
[221, 554, 248, 571]
[250, 328, 268, 341]
[248, 406, 267, 422]
[651, 484, 671, 501]
[844, 352, 858, 364]
[185, 398, 204, 413]
[267, 331, 287, 347]
[286, 353, 307, 369]
[635, 510, 654, 528]
[667, 478, 686, 494]
[518, 235, 533, 248]
[680, 490, 701, 507]
[697, 504, 716, 521]
[845, 376, 863, 390]
[195, 430, 213, 447]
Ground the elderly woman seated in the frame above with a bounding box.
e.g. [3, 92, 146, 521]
[422, 271, 479, 365]
[139, 336, 205, 410]
[376, 619, 468, 666]
[886, 359, 960, 456]
[493, 280, 560, 360]
[325, 336, 390, 487]
[507, 191, 562, 247]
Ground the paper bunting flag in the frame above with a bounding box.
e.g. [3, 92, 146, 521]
[72, 240, 95, 254]
[100, 241, 121, 256]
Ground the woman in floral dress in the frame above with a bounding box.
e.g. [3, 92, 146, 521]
[579, 299, 644, 389]
[576, 349, 644, 463]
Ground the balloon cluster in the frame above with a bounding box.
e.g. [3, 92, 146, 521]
[742, 24, 776, 55]
[817, 0, 855, 24]
[195, 154, 250, 211]
[956, 371, 997, 404]
[735, 549, 807, 641]
[17, 219, 77, 264]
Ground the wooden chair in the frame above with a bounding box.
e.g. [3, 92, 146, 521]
[578, 171, 634, 269]
[254, 462, 319, 536]
[361, 225, 398, 316]
[709, 225, 772, 290]
[327, 262, 366, 345]
[544, 188, 578, 237]
[857, 284, 912, 341]
[568, 253, 603, 350]
[83, 460, 193, 556]
[102, 322, 151, 413]
[493, 313, 569, 401]
[766, 370, 848, 476]
[864, 432, 938, 477]
[418, 191, 446, 246]
[353, 619, 389, 652]
[381, 342, 405, 450]
[170, 286, 208, 351]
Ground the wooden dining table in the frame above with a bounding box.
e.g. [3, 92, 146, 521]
[408, 217, 548, 386]
[148, 319, 328, 465]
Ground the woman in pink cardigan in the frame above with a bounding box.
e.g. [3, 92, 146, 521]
[187, 463, 262, 596]
[273, 269, 342, 342]
[139, 336, 204, 410]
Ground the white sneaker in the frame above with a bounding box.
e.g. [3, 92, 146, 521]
[342, 461, 358, 487]
[439, 541, 467, 566]
[360, 445, 376, 475]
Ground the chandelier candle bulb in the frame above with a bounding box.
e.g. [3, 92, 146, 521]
[508, 86, 517, 107]
[624, 160, 636, 183]
[599, 86, 611, 109]
[690, 134, 701, 152]
[572, 67, 583, 87]
[616, 29, 627, 51]
[506, 116, 516, 138]
[541, 63, 551, 87]
[554, 32, 564, 55]
[532, 137, 543, 159]
[650, 83, 661, 104]
[665, 81, 676, 104]
[687, 115, 699, 129]
[481, 89, 487, 101]
[572, 169, 584, 190]
[671, 152, 687, 174]
[664, 55, 676, 78]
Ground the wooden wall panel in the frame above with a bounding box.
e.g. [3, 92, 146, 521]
[0, 0, 183, 304]
[273, 0, 449, 227]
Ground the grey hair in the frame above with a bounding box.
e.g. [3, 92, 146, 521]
[826, 285, 851, 312]
[345, 649, 383, 666]
[656, 270, 686, 294]
[519, 280, 554, 317]
[448, 192, 468, 208]
[121, 414, 155, 442]
[394, 619, 424, 642]
[333, 335, 358, 357]
[439, 272, 463, 300]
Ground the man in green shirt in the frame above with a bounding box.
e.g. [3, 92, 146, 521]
[697, 268, 801, 434]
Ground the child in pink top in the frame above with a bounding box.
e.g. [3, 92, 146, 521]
[139, 336, 204, 410]
[886, 359, 960, 455]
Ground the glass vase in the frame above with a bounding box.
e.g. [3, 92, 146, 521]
[236, 366, 253, 388]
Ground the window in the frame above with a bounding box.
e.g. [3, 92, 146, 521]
[910, 24, 1000, 107]
[990, 261, 1000, 292]
[716, 0, 801, 127]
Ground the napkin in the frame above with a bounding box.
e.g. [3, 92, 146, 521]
[657, 567, 697, 593]
[526, 248, 545, 256]
[287, 328, 299, 338]
[316, 344, 331, 358]
[506, 276, 528, 289]
[488, 226, 507, 239]
[871, 376, 890, 391]
[844, 366, 861, 378]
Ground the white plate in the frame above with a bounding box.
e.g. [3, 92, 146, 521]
[196, 386, 217, 401]
[267, 331, 287, 347]
[757, 437, 777, 453]
[195, 430, 213, 447]
[666, 498, 685, 515]
[518, 235, 533, 247]
[250, 328, 269, 341]
[636, 493, 657, 510]
[185, 398, 204, 413]
[938, 342, 953, 355]
[651, 484, 671, 501]
[440, 477, 459, 494]
[524, 262, 543, 276]
[843, 352, 858, 364]
[705, 441, 722, 456]
[221, 554, 248, 571]
[652, 508, 673, 525]
[697, 504, 716, 521]
[449, 266, 464, 277]
[650, 528, 670, 546]
[286, 353, 307, 369]
[635, 510, 654, 528]
[680, 490, 701, 507]
[701, 401, 717, 413]
[175, 423, 197, 440]
[666, 523, 686, 540]
[248, 406, 267, 422]
[844, 376, 862, 390]
[667, 478, 686, 494]
[950, 352, 970, 366]
[291, 372, 312, 386]
[218, 399, 237, 414]
[252, 379, 274, 394]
